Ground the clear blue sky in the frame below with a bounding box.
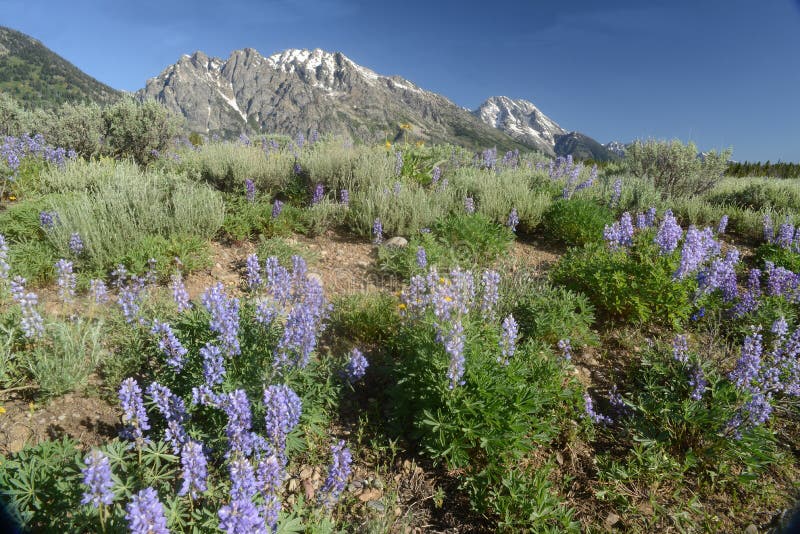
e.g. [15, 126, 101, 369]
[2, 0, 799, 161]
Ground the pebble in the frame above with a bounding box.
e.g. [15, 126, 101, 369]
[744, 525, 758, 534]
[366, 500, 385, 513]
[384, 236, 408, 248]
[605, 512, 620, 526]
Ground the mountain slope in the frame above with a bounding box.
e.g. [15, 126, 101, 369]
[138, 48, 530, 152]
[554, 132, 621, 161]
[0, 26, 120, 108]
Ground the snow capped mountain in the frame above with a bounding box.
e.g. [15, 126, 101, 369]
[472, 96, 566, 155]
[603, 141, 627, 157]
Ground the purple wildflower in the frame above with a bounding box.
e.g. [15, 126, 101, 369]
[498, 314, 518, 366]
[645, 207, 657, 227]
[312, 183, 324, 205]
[271, 200, 284, 219]
[557, 339, 572, 361]
[416, 246, 427, 269]
[201, 283, 241, 356]
[445, 320, 466, 389]
[81, 450, 114, 508]
[697, 248, 740, 302]
[245, 179, 256, 203]
[674, 226, 719, 280]
[119, 378, 150, 442]
[89, 279, 109, 304]
[655, 210, 683, 254]
[717, 215, 729, 234]
[171, 271, 191, 312]
[319, 440, 352, 508]
[220, 389, 254, 456]
[480, 269, 500, 320]
[246, 253, 262, 290]
[729, 331, 763, 392]
[763, 214, 774, 244]
[151, 321, 188, 371]
[507, 208, 519, 233]
[672, 334, 689, 364]
[9, 276, 44, 338]
[39, 211, 57, 229]
[340, 189, 349, 206]
[263, 384, 302, 455]
[344, 348, 369, 383]
[372, 218, 383, 244]
[69, 232, 84, 256]
[464, 196, 475, 215]
[688, 364, 707, 401]
[125, 487, 169, 534]
[147, 382, 189, 454]
[0, 234, 8, 281]
[610, 179, 622, 207]
[584, 393, 613, 425]
[179, 441, 208, 499]
[777, 219, 795, 249]
[55, 259, 76, 303]
[431, 166, 441, 185]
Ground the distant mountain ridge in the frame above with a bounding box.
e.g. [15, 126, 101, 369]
[0, 26, 120, 108]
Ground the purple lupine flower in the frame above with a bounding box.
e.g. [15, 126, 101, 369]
[584, 393, 613, 425]
[244, 179, 256, 203]
[238, 133, 251, 146]
[464, 196, 475, 215]
[201, 283, 241, 356]
[147, 382, 189, 454]
[171, 271, 191, 312]
[717, 215, 729, 234]
[344, 348, 368, 383]
[610, 179, 622, 207]
[431, 166, 441, 185]
[119, 378, 150, 442]
[220, 389, 254, 456]
[310, 130, 319, 144]
[340, 189, 349, 206]
[271, 200, 284, 219]
[401, 274, 429, 318]
[479, 269, 500, 320]
[636, 213, 648, 229]
[263, 257, 291, 306]
[89, 279, 109, 304]
[445, 320, 466, 389]
[604, 213, 633, 249]
[117, 273, 147, 324]
[697, 249, 740, 302]
[763, 214, 774, 244]
[688, 364, 707, 401]
[256, 453, 284, 496]
[201, 343, 225, 388]
[608, 385, 629, 417]
[673, 334, 689, 363]
[394, 151, 403, 176]
[482, 147, 497, 170]
[179, 441, 208, 499]
[507, 208, 519, 233]
[125, 487, 169, 534]
[645, 207, 657, 227]
[730, 268, 762, 318]
[312, 183, 324, 205]
[498, 314, 518, 366]
[557, 339, 572, 361]
[254, 298, 278, 326]
[319, 440, 352, 508]
[0, 234, 9, 281]
[263, 384, 302, 453]
[372, 218, 383, 244]
[151, 321, 189, 371]
[416, 246, 427, 269]
[39, 211, 57, 229]
[81, 450, 114, 508]
[218, 496, 263, 534]
[729, 331, 763, 392]
[69, 232, 84, 256]
[764, 261, 799, 298]
[392, 181, 402, 196]
[296, 131, 305, 149]
[55, 259, 76, 303]
[674, 226, 719, 280]
[654, 210, 683, 254]
[145, 257, 158, 287]
[274, 280, 328, 369]
[9, 276, 44, 338]
[246, 254, 262, 290]
[776, 219, 795, 249]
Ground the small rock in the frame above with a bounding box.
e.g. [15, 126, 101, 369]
[366, 500, 385, 513]
[299, 466, 313, 480]
[287, 478, 300, 493]
[555, 451, 564, 465]
[605, 512, 620, 527]
[394, 506, 402, 517]
[384, 237, 408, 248]
[57, 415, 66, 422]
[744, 525, 758, 534]
[359, 488, 383, 502]
[372, 478, 384, 490]
[356, 260, 370, 268]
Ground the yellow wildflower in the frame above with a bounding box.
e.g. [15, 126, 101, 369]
[385, 140, 392, 149]
[415, 140, 424, 147]
[398, 303, 407, 310]
[0, 406, 6, 415]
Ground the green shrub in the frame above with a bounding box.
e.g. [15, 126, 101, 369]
[542, 199, 614, 246]
[706, 180, 800, 213]
[23, 318, 108, 398]
[44, 102, 104, 159]
[626, 139, 731, 198]
[43, 166, 223, 273]
[500, 280, 596, 348]
[101, 97, 182, 166]
[327, 292, 401, 347]
[550, 237, 695, 326]
[378, 213, 514, 278]
[754, 244, 800, 272]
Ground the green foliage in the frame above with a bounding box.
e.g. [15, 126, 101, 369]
[550, 237, 695, 325]
[706, 180, 800, 213]
[328, 292, 401, 346]
[378, 213, 514, 277]
[44, 101, 104, 158]
[101, 97, 182, 166]
[256, 236, 318, 267]
[22, 318, 108, 398]
[626, 139, 731, 198]
[387, 315, 581, 529]
[500, 279, 597, 348]
[542, 198, 614, 246]
[754, 244, 800, 272]
[43, 164, 223, 274]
